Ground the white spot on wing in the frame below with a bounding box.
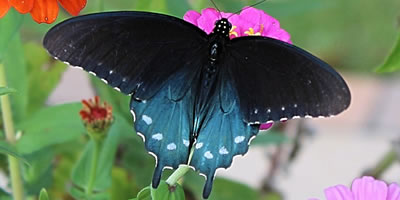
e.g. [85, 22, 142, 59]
[101, 78, 108, 84]
[167, 143, 176, 150]
[195, 142, 203, 149]
[142, 115, 152, 125]
[219, 146, 229, 155]
[204, 151, 213, 159]
[113, 87, 121, 92]
[89, 71, 96, 76]
[281, 106, 285, 111]
[130, 110, 136, 122]
[137, 132, 145, 142]
[234, 136, 245, 144]
[152, 133, 163, 141]
[183, 139, 190, 147]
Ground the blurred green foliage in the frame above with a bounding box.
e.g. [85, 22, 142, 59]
[376, 32, 400, 72]
[0, 0, 399, 200]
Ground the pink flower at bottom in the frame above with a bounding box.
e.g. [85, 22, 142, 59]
[310, 176, 400, 200]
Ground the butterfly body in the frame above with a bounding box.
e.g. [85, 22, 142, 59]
[43, 11, 350, 198]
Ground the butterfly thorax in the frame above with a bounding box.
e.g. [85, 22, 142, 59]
[191, 19, 233, 137]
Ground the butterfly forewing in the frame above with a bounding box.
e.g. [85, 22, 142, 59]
[227, 36, 351, 124]
[43, 11, 208, 99]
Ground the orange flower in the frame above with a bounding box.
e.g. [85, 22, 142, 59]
[0, 0, 86, 24]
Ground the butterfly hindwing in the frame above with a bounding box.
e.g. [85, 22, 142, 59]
[190, 71, 259, 198]
[43, 11, 208, 99]
[228, 36, 351, 124]
[131, 80, 194, 188]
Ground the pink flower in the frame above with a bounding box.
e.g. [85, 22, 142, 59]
[183, 7, 292, 43]
[184, 7, 291, 130]
[310, 176, 400, 200]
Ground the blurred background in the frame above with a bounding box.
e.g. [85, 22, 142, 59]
[1, 0, 400, 199]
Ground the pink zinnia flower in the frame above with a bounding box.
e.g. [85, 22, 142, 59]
[311, 176, 400, 200]
[184, 7, 292, 130]
[183, 7, 292, 43]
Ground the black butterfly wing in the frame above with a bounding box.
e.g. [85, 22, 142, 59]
[43, 11, 209, 188]
[227, 36, 351, 124]
[43, 11, 208, 100]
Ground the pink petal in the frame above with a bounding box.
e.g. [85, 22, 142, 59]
[324, 185, 354, 200]
[197, 8, 220, 34]
[387, 183, 400, 200]
[351, 176, 387, 200]
[260, 122, 273, 130]
[183, 10, 201, 26]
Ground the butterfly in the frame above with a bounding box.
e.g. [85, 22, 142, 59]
[43, 11, 351, 198]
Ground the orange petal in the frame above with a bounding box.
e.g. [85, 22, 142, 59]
[10, 0, 34, 14]
[58, 0, 86, 16]
[30, 0, 59, 24]
[0, 0, 11, 18]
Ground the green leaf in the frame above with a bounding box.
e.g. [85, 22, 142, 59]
[24, 42, 66, 113]
[39, 188, 49, 200]
[0, 87, 16, 96]
[250, 131, 288, 146]
[0, 141, 29, 165]
[183, 172, 258, 200]
[110, 167, 137, 200]
[0, 9, 24, 61]
[376, 32, 400, 73]
[3, 35, 28, 123]
[135, 186, 151, 200]
[69, 187, 109, 200]
[151, 180, 185, 200]
[23, 149, 54, 195]
[71, 113, 129, 192]
[209, 178, 258, 200]
[121, 135, 155, 189]
[16, 103, 84, 154]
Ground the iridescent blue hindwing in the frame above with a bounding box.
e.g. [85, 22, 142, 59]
[131, 81, 194, 187]
[190, 75, 259, 198]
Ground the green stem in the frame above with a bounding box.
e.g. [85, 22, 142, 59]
[364, 150, 397, 178]
[85, 139, 101, 196]
[0, 63, 24, 200]
[166, 148, 194, 186]
[166, 165, 191, 186]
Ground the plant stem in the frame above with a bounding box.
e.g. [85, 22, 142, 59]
[166, 148, 194, 186]
[0, 63, 24, 200]
[166, 165, 191, 186]
[85, 139, 101, 196]
[363, 150, 397, 178]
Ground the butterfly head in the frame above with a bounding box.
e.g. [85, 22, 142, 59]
[213, 18, 232, 38]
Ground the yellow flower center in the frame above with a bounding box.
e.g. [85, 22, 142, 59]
[244, 24, 264, 36]
[229, 25, 238, 37]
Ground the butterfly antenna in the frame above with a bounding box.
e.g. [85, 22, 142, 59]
[210, 0, 223, 18]
[227, 0, 267, 19]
